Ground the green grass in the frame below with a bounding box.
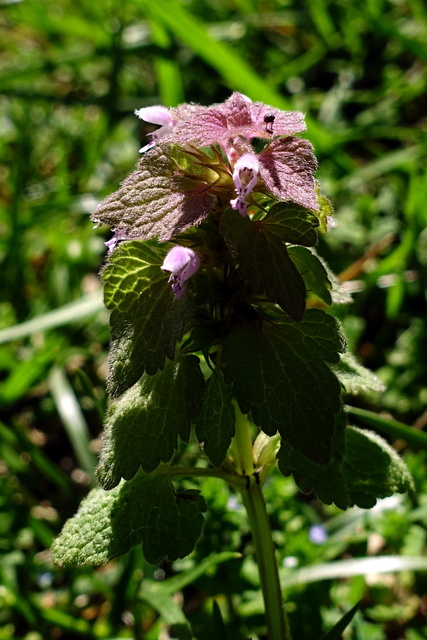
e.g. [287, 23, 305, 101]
[1, 0, 426, 638]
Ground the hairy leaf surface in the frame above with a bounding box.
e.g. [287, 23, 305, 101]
[278, 411, 348, 508]
[92, 145, 215, 242]
[335, 352, 386, 395]
[52, 471, 206, 566]
[258, 137, 318, 211]
[278, 425, 414, 509]
[98, 356, 205, 488]
[264, 202, 319, 246]
[223, 309, 346, 464]
[103, 241, 192, 394]
[289, 245, 332, 305]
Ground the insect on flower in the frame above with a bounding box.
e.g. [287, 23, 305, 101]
[264, 113, 275, 135]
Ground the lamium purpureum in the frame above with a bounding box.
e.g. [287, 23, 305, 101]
[52, 93, 414, 640]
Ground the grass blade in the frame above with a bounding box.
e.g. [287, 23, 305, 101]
[320, 600, 361, 640]
[142, 552, 241, 597]
[49, 366, 98, 483]
[281, 555, 427, 589]
[346, 405, 427, 451]
[0, 291, 104, 344]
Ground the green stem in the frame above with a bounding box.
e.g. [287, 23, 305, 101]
[240, 481, 291, 640]
[231, 403, 291, 640]
[167, 465, 246, 489]
[168, 405, 291, 639]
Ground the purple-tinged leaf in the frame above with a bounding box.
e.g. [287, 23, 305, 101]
[258, 137, 318, 211]
[164, 92, 307, 149]
[92, 145, 215, 242]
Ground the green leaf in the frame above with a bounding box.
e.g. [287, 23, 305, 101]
[320, 601, 361, 640]
[342, 426, 414, 508]
[278, 411, 349, 509]
[103, 241, 192, 394]
[221, 206, 317, 321]
[223, 309, 346, 465]
[93, 145, 214, 242]
[288, 245, 332, 305]
[335, 352, 385, 395]
[265, 202, 319, 246]
[98, 356, 205, 488]
[103, 241, 165, 312]
[278, 425, 414, 509]
[195, 371, 235, 467]
[51, 470, 206, 567]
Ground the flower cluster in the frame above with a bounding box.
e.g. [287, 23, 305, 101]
[95, 93, 325, 298]
[136, 92, 318, 218]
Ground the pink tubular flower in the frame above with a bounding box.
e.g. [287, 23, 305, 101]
[135, 105, 174, 152]
[161, 246, 201, 299]
[230, 153, 259, 216]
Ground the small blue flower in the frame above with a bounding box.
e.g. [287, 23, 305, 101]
[309, 524, 328, 545]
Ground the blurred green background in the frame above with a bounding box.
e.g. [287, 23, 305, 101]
[1, 0, 427, 638]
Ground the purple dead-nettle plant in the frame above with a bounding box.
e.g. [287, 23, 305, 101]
[54, 93, 414, 640]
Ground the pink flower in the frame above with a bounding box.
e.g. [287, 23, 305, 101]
[135, 105, 174, 152]
[161, 246, 201, 299]
[230, 153, 260, 216]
